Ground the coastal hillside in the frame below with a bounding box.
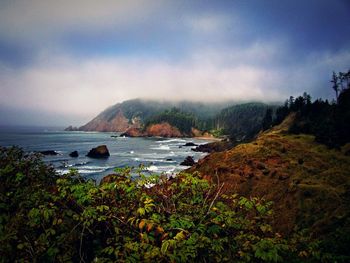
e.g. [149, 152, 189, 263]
[214, 102, 276, 141]
[67, 99, 231, 132]
[188, 113, 350, 257]
[66, 99, 274, 140]
[69, 99, 169, 132]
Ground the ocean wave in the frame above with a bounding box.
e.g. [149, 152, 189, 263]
[49, 158, 70, 163]
[134, 158, 177, 163]
[145, 165, 158, 171]
[144, 165, 179, 174]
[58, 163, 74, 168]
[156, 138, 187, 143]
[77, 169, 107, 174]
[150, 145, 170, 150]
[57, 165, 111, 174]
[74, 161, 91, 167]
[56, 169, 68, 175]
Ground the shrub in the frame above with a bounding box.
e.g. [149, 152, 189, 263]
[0, 147, 323, 262]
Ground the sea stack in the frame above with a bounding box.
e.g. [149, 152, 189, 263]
[69, 151, 79, 157]
[86, 145, 110, 159]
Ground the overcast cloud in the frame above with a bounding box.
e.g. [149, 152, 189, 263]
[0, 0, 349, 126]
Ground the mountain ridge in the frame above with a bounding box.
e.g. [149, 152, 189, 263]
[66, 98, 275, 140]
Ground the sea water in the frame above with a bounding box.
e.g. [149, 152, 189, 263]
[0, 126, 210, 182]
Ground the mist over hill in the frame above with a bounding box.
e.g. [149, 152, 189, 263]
[66, 99, 277, 140]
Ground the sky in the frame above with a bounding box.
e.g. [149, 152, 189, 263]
[0, 0, 349, 126]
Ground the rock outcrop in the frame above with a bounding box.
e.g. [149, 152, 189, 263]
[192, 140, 234, 153]
[39, 150, 58, 155]
[69, 151, 79, 157]
[64, 126, 79, 131]
[86, 145, 110, 158]
[145, 123, 183, 137]
[183, 142, 198, 147]
[180, 156, 195, 166]
[121, 127, 144, 137]
[121, 122, 185, 138]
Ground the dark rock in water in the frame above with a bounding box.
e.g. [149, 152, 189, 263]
[180, 156, 195, 166]
[86, 145, 110, 159]
[64, 125, 79, 131]
[166, 158, 173, 161]
[40, 150, 58, 155]
[120, 128, 144, 137]
[192, 144, 211, 152]
[183, 142, 198, 147]
[69, 151, 79, 157]
[111, 135, 119, 138]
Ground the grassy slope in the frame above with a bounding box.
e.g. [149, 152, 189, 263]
[189, 114, 350, 240]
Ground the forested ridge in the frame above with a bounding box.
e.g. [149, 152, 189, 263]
[272, 70, 350, 148]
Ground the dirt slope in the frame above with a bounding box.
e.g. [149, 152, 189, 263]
[189, 115, 350, 236]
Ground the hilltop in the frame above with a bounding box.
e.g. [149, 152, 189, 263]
[66, 99, 230, 132]
[66, 99, 274, 140]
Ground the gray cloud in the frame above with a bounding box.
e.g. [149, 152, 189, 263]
[0, 0, 164, 41]
[1, 44, 349, 126]
[0, 0, 349, 126]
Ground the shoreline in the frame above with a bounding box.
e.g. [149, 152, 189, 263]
[64, 129, 223, 142]
[194, 136, 222, 141]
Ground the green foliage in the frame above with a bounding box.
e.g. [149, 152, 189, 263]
[262, 108, 273, 131]
[0, 147, 337, 262]
[210, 128, 225, 138]
[215, 103, 274, 141]
[99, 99, 229, 129]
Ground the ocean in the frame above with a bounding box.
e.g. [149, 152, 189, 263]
[0, 126, 210, 182]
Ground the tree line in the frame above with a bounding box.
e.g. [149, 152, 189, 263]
[265, 70, 350, 148]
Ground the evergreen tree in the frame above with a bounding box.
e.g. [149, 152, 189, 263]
[262, 108, 273, 131]
[331, 71, 340, 101]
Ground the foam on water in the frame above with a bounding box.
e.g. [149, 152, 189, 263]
[150, 144, 170, 150]
[0, 128, 212, 181]
[145, 165, 158, 171]
[156, 138, 186, 143]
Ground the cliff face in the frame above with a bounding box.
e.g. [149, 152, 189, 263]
[79, 109, 137, 132]
[145, 123, 183, 137]
[122, 122, 185, 137]
[66, 99, 243, 134]
[189, 115, 350, 235]
[67, 99, 271, 136]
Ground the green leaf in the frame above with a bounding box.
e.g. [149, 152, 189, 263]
[161, 240, 170, 255]
[174, 231, 186, 241]
[137, 207, 146, 216]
